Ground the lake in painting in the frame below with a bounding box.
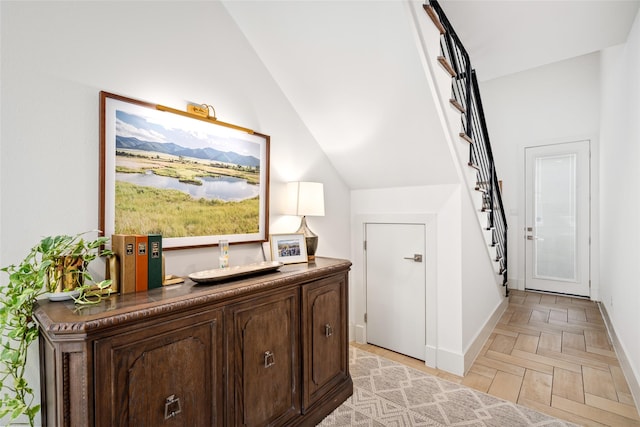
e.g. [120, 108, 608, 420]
[116, 171, 259, 201]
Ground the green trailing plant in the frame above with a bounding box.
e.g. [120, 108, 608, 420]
[0, 231, 112, 426]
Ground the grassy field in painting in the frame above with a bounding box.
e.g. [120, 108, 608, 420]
[115, 181, 259, 237]
[116, 150, 260, 185]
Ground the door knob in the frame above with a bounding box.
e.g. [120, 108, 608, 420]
[403, 254, 423, 262]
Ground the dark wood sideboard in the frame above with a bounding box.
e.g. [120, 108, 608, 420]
[34, 257, 352, 427]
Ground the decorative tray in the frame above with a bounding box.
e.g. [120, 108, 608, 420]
[188, 261, 284, 284]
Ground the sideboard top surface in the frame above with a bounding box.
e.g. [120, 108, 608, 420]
[34, 257, 351, 335]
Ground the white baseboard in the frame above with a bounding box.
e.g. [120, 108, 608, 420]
[508, 277, 523, 291]
[599, 302, 640, 410]
[353, 297, 508, 378]
[354, 323, 365, 343]
[435, 297, 508, 377]
[425, 345, 437, 369]
[463, 297, 509, 374]
[436, 347, 465, 376]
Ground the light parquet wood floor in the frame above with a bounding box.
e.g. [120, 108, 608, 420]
[353, 289, 640, 426]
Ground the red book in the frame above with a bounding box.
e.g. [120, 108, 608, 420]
[135, 235, 148, 292]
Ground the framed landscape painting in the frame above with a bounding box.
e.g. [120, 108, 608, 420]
[99, 92, 270, 249]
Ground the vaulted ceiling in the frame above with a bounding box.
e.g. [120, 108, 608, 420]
[223, 0, 640, 190]
[438, 0, 640, 82]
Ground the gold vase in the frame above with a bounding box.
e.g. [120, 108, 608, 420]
[48, 256, 85, 293]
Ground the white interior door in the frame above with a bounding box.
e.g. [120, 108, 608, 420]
[365, 222, 426, 360]
[525, 141, 590, 296]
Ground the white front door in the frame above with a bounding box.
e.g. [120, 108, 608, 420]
[525, 140, 590, 296]
[365, 222, 426, 360]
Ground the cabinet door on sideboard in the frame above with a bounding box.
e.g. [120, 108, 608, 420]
[94, 309, 224, 427]
[227, 288, 300, 427]
[302, 275, 348, 411]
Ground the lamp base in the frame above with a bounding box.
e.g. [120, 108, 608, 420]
[296, 216, 318, 261]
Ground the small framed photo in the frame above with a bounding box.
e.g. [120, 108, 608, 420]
[270, 233, 308, 264]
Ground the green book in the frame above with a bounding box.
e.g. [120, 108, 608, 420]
[147, 234, 163, 289]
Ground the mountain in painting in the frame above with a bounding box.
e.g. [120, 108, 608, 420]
[116, 136, 260, 168]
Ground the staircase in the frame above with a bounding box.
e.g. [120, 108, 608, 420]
[421, 0, 509, 293]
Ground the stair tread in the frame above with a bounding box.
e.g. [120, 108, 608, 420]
[438, 56, 456, 77]
[459, 132, 473, 144]
[423, 5, 446, 34]
[449, 98, 465, 113]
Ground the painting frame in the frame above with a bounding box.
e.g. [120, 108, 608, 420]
[99, 91, 270, 250]
[270, 233, 308, 264]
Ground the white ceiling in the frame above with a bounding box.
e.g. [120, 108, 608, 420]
[224, 0, 640, 189]
[224, 0, 458, 189]
[438, 0, 640, 81]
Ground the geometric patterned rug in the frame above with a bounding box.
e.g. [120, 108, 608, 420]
[318, 346, 579, 426]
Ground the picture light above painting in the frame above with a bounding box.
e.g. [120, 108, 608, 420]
[99, 91, 270, 250]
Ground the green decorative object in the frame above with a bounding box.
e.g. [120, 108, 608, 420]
[0, 231, 112, 426]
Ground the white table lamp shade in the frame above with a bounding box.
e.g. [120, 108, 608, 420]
[286, 182, 325, 217]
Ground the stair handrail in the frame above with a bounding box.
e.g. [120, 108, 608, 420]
[428, 0, 508, 290]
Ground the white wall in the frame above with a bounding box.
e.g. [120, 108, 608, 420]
[461, 189, 507, 371]
[0, 2, 350, 424]
[350, 183, 503, 375]
[599, 9, 640, 404]
[480, 14, 640, 401]
[480, 52, 601, 294]
[350, 184, 462, 369]
[0, 1, 350, 268]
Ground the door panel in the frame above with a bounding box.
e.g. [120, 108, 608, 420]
[365, 223, 426, 360]
[525, 141, 590, 296]
[228, 289, 300, 427]
[94, 310, 223, 427]
[302, 276, 348, 410]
